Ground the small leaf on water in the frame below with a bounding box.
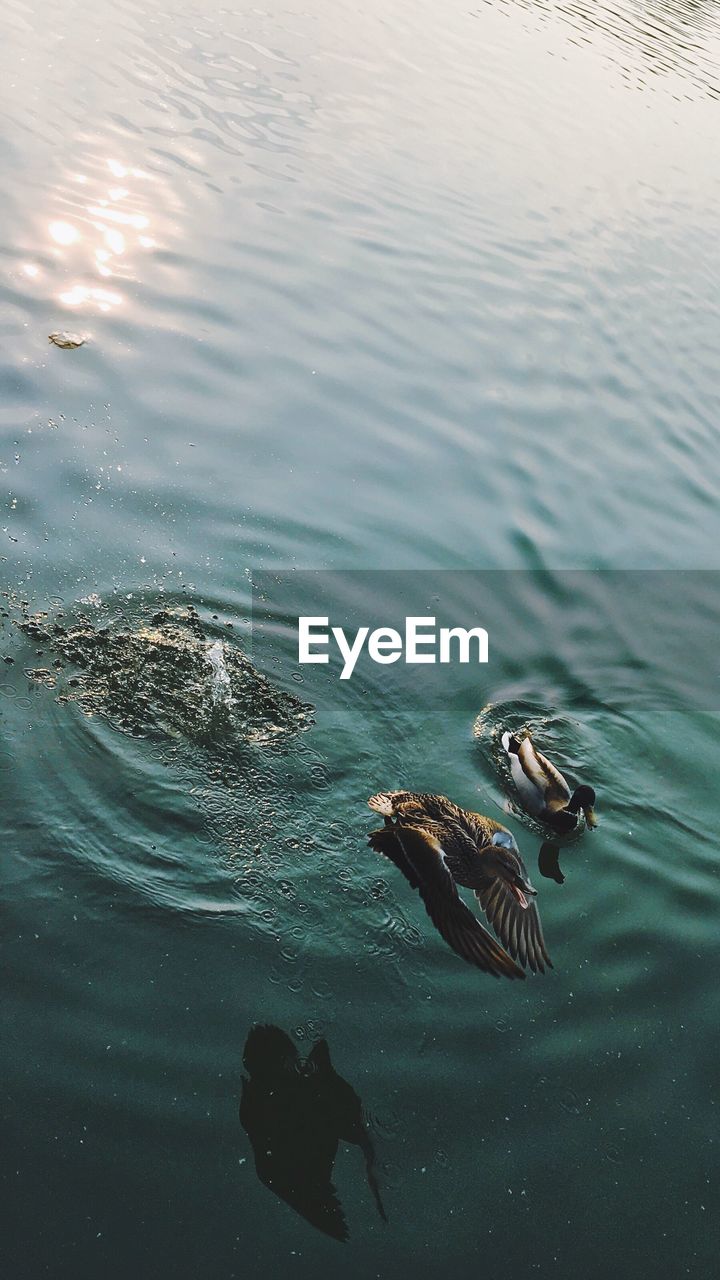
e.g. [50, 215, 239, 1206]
[48, 331, 86, 349]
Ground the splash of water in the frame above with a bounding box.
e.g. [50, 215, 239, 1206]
[7, 598, 313, 744]
[206, 639, 234, 707]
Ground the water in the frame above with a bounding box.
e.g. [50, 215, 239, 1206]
[2, 2, 719, 1276]
[206, 640, 234, 707]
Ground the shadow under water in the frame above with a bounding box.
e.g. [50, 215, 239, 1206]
[239, 1025, 387, 1242]
[538, 841, 565, 884]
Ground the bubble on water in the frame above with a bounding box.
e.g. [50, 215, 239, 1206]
[309, 978, 333, 1001]
[24, 667, 56, 688]
[368, 878, 390, 902]
[384, 911, 422, 950]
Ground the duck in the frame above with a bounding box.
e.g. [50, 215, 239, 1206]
[501, 731, 597, 833]
[367, 790, 550, 979]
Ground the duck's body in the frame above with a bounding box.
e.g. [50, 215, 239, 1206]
[501, 732, 596, 834]
[367, 790, 550, 979]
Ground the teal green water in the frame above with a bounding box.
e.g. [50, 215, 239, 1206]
[2, 3, 720, 1277]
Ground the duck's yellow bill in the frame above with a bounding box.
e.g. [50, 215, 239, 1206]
[584, 807, 598, 829]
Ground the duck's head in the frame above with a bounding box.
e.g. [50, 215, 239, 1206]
[567, 784, 597, 828]
[485, 831, 537, 909]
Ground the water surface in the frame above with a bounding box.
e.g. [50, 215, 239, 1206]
[2, 2, 720, 1277]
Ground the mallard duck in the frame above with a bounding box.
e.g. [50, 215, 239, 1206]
[501, 731, 597, 833]
[367, 790, 550, 979]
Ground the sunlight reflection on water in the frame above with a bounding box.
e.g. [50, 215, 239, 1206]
[47, 159, 159, 311]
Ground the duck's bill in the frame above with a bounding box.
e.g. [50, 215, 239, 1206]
[583, 807, 598, 829]
[510, 883, 536, 909]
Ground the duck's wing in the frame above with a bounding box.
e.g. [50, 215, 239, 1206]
[516, 739, 571, 811]
[475, 866, 552, 974]
[368, 824, 524, 980]
[463, 809, 514, 845]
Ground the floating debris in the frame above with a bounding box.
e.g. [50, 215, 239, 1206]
[48, 331, 86, 349]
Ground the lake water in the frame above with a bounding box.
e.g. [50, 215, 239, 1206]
[2, 3, 720, 1277]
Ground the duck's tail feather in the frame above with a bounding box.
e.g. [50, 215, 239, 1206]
[368, 791, 399, 817]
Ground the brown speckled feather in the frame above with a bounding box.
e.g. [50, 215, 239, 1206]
[367, 790, 550, 978]
[368, 824, 524, 980]
[475, 877, 552, 974]
[369, 791, 509, 885]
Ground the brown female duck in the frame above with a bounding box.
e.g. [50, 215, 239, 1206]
[367, 790, 551, 980]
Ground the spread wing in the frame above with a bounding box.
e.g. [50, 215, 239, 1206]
[368, 824, 524, 980]
[475, 873, 552, 974]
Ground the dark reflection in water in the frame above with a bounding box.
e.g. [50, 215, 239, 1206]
[239, 1026, 387, 1242]
[487, 0, 720, 96]
[538, 841, 566, 884]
